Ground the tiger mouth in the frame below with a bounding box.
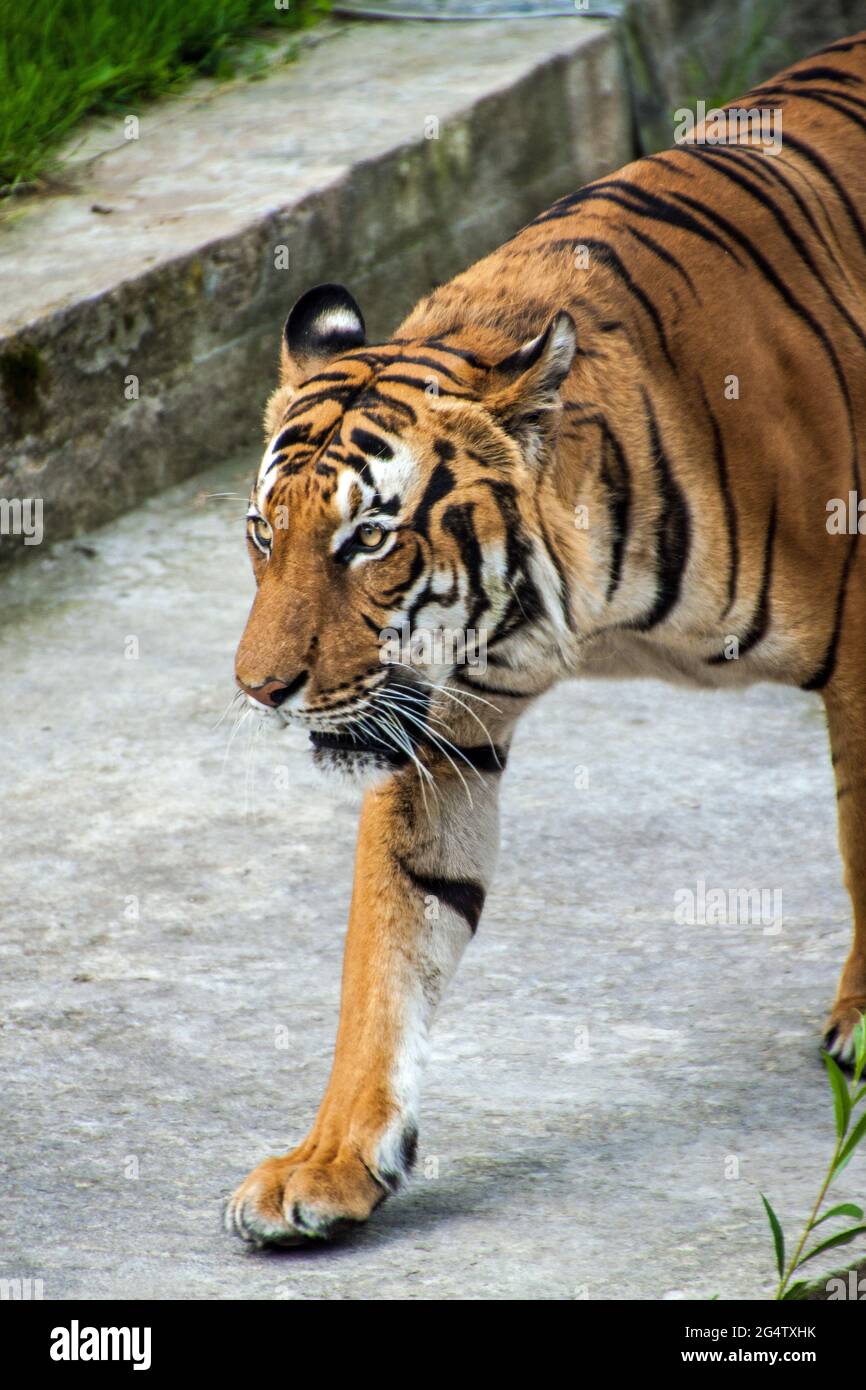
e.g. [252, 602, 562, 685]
[309, 688, 429, 763]
[309, 727, 382, 755]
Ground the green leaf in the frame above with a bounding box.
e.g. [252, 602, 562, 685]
[833, 1111, 866, 1177]
[855, 1015, 866, 1085]
[795, 1224, 866, 1268]
[781, 1280, 810, 1301]
[812, 1202, 864, 1228]
[761, 1193, 785, 1277]
[824, 1052, 851, 1139]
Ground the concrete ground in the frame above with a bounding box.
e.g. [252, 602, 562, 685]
[1, 456, 862, 1301]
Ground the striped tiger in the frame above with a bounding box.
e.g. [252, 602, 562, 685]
[227, 32, 866, 1246]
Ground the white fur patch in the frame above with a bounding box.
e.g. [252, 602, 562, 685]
[369, 439, 418, 499]
[256, 438, 284, 504]
[312, 306, 363, 337]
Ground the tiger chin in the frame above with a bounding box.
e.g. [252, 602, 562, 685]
[225, 31, 866, 1249]
[307, 726, 410, 800]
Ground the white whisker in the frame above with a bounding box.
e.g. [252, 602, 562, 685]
[375, 690, 478, 803]
[387, 669, 502, 763]
[213, 687, 245, 732]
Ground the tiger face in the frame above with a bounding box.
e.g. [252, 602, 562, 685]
[234, 283, 577, 782]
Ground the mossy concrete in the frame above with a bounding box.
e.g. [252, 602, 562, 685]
[0, 19, 628, 561]
[628, 0, 866, 154]
[4, 4, 866, 563]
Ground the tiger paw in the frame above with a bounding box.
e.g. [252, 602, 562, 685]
[823, 998, 866, 1071]
[225, 1150, 387, 1247]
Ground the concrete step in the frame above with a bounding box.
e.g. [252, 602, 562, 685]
[0, 16, 628, 561]
[3, 0, 864, 564]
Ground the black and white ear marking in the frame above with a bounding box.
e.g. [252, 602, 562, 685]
[285, 283, 366, 373]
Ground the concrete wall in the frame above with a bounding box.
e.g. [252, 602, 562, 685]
[0, 23, 628, 563]
[2, 1, 866, 562]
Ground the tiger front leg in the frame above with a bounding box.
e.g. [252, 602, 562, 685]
[226, 756, 502, 1246]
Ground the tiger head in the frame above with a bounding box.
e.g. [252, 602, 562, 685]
[234, 283, 577, 781]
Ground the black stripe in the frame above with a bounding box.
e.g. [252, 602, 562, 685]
[599, 179, 748, 260]
[622, 222, 699, 297]
[812, 37, 866, 57]
[535, 505, 575, 631]
[283, 384, 362, 416]
[361, 407, 409, 435]
[377, 1124, 418, 1192]
[486, 573, 545, 648]
[465, 446, 508, 474]
[395, 856, 486, 934]
[784, 65, 861, 86]
[424, 339, 490, 369]
[646, 152, 697, 179]
[549, 235, 675, 367]
[412, 461, 455, 536]
[698, 385, 739, 619]
[680, 146, 866, 355]
[727, 145, 850, 285]
[754, 84, 866, 134]
[776, 131, 866, 258]
[347, 351, 405, 370]
[344, 452, 376, 488]
[378, 372, 469, 396]
[668, 188, 859, 431]
[708, 499, 776, 665]
[539, 181, 745, 268]
[273, 422, 314, 451]
[667, 178, 862, 520]
[380, 539, 425, 602]
[350, 427, 393, 460]
[441, 503, 485, 626]
[475, 477, 527, 580]
[599, 422, 632, 602]
[450, 743, 507, 773]
[454, 671, 535, 699]
[357, 385, 417, 424]
[466, 476, 546, 647]
[801, 534, 858, 691]
[626, 390, 690, 631]
[754, 78, 866, 115]
[383, 354, 466, 383]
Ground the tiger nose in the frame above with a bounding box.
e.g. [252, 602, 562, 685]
[237, 672, 307, 707]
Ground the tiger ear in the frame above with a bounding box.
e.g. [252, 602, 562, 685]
[279, 283, 366, 387]
[484, 311, 577, 462]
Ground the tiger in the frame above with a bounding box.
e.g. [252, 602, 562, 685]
[226, 32, 866, 1247]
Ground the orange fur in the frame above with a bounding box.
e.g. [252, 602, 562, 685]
[228, 34, 866, 1245]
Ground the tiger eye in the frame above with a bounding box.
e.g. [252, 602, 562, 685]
[250, 517, 272, 551]
[357, 523, 386, 549]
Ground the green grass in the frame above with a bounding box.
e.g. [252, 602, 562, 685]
[0, 0, 330, 191]
[679, 0, 788, 114]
